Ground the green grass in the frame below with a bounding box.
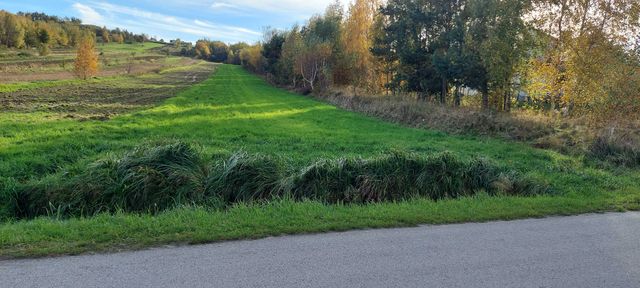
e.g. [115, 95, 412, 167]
[5, 142, 552, 218]
[0, 43, 165, 63]
[0, 43, 167, 75]
[97, 42, 165, 53]
[0, 79, 83, 93]
[0, 57, 204, 93]
[1, 64, 639, 258]
[0, 194, 631, 259]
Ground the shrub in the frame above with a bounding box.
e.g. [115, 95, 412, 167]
[38, 44, 50, 56]
[17, 51, 33, 57]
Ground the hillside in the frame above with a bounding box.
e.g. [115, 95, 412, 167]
[1, 65, 639, 257]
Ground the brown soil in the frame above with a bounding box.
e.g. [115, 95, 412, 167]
[0, 61, 216, 120]
[0, 57, 193, 82]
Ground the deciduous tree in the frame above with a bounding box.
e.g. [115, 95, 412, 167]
[3, 13, 25, 48]
[280, 26, 304, 87]
[240, 44, 264, 72]
[74, 37, 98, 80]
[100, 26, 110, 44]
[195, 40, 211, 59]
[343, 0, 382, 93]
[525, 0, 640, 120]
[209, 41, 229, 63]
[296, 41, 332, 91]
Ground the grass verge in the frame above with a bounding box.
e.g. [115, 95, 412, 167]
[1, 192, 635, 259]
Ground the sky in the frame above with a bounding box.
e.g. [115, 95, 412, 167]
[0, 0, 342, 43]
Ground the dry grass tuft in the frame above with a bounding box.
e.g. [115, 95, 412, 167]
[318, 89, 555, 141]
[316, 88, 640, 168]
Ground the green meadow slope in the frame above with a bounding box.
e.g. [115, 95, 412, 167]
[0, 64, 630, 178]
[0, 64, 638, 258]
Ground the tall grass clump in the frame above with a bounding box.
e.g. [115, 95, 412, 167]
[206, 152, 287, 203]
[10, 141, 211, 218]
[73, 140, 209, 212]
[588, 132, 640, 168]
[0, 177, 18, 220]
[288, 151, 553, 203]
[4, 142, 554, 219]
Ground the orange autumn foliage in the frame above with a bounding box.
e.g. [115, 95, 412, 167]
[74, 37, 98, 80]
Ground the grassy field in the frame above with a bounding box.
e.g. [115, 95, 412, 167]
[0, 42, 164, 64]
[0, 42, 171, 82]
[0, 61, 213, 117]
[1, 64, 639, 258]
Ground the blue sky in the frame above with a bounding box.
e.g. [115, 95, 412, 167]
[0, 0, 341, 43]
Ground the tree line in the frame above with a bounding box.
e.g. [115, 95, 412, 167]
[0, 10, 150, 53]
[192, 0, 640, 122]
[0, 10, 154, 82]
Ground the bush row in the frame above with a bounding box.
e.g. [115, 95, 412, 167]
[0, 141, 554, 219]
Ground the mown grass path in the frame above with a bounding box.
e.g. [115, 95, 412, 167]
[0, 65, 620, 177]
[0, 64, 639, 258]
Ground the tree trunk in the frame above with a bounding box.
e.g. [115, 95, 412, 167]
[440, 78, 448, 104]
[503, 90, 509, 112]
[454, 85, 461, 107]
[482, 88, 489, 109]
[386, 71, 391, 96]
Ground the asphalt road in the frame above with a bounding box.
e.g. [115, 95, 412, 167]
[2, 212, 639, 288]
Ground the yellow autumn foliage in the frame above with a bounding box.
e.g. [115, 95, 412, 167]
[74, 37, 98, 80]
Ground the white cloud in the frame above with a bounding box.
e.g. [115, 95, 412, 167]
[71, 1, 261, 43]
[193, 20, 261, 36]
[210, 2, 238, 9]
[208, 0, 342, 19]
[72, 3, 104, 25]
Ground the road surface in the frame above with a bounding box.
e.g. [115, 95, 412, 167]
[2, 212, 639, 288]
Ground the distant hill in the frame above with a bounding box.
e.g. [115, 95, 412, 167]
[0, 10, 150, 49]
